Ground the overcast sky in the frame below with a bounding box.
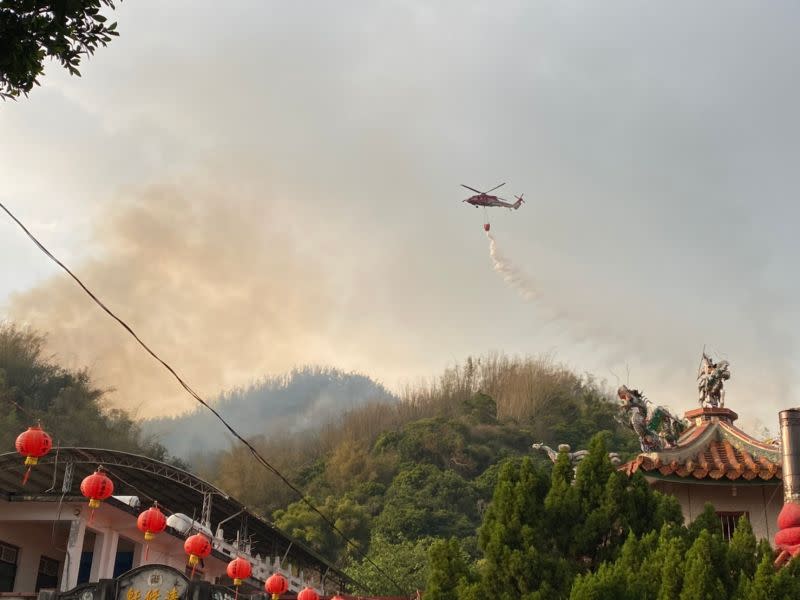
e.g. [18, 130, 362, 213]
[2, 1, 799, 430]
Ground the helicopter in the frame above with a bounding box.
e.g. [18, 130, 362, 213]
[461, 183, 524, 210]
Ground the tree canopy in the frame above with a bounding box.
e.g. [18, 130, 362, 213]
[0, 323, 169, 459]
[0, 0, 120, 100]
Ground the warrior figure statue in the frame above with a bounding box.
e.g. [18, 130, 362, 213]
[698, 353, 730, 408]
[617, 385, 686, 452]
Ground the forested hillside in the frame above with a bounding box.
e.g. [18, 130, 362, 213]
[18, 322, 780, 597]
[144, 366, 396, 459]
[196, 354, 643, 594]
[0, 324, 169, 459]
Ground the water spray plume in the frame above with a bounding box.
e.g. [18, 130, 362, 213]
[486, 231, 537, 301]
[484, 231, 598, 347]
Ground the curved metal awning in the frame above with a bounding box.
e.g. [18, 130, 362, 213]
[0, 447, 350, 589]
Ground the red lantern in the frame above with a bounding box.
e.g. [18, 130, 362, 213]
[137, 502, 167, 560]
[775, 502, 800, 567]
[15, 424, 52, 485]
[265, 573, 288, 600]
[184, 533, 212, 578]
[80, 467, 114, 523]
[778, 502, 800, 531]
[227, 557, 251, 600]
[330, 596, 346, 600]
[297, 588, 319, 600]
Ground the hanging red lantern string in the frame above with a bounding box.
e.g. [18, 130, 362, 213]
[136, 502, 167, 560]
[80, 467, 114, 524]
[265, 573, 288, 600]
[184, 533, 212, 579]
[15, 423, 52, 485]
[226, 557, 252, 600]
[297, 587, 319, 600]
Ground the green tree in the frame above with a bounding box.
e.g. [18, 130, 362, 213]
[771, 554, 800, 599]
[0, 324, 167, 458]
[656, 532, 686, 600]
[569, 562, 628, 600]
[459, 392, 497, 424]
[345, 535, 431, 596]
[688, 503, 722, 540]
[374, 464, 478, 542]
[748, 552, 776, 600]
[543, 449, 579, 554]
[567, 434, 677, 567]
[0, 1, 121, 100]
[474, 457, 569, 599]
[272, 495, 370, 561]
[728, 515, 757, 582]
[679, 530, 726, 600]
[425, 538, 473, 600]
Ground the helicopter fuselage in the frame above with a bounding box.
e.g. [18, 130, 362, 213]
[464, 194, 516, 209]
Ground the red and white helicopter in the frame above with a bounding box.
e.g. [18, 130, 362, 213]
[461, 183, 524, 210]
[461, 183, 524, 231]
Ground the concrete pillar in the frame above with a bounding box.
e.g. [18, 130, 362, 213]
[89, 529, 119, 581]
[89, 531, 105, 582]
[132, 540, 144, 569]
[61, 517, 86, 592]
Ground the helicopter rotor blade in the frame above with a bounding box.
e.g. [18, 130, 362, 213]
[461, 184, 483, 194]
[484, 182, 506, 194]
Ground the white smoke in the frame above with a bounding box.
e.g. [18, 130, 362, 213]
[486, 231, 537, 301]
[484, 230, 607, 349]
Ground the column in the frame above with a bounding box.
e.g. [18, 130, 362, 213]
[61, 517, 86, 591]
[89, 529, 119, 581]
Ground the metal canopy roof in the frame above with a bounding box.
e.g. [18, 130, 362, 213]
[0, 447, 350, 589]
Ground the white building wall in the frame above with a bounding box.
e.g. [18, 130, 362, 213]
[0, 499, 309, 593]
[651, 479, 783, 542]
[0, 521, 66, 593]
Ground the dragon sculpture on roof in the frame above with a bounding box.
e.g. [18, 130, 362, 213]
[616, 385, 687, 452]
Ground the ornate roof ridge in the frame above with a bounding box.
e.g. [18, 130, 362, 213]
[718, 419, 781, 454]
[619, 408, 782, 482]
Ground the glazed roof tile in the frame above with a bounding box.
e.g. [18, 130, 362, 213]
[620, 407, 782, 483]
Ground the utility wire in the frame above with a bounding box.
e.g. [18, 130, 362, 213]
[0, 201, 399, 596]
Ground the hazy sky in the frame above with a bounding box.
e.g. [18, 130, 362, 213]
[2, 1, 800, 430]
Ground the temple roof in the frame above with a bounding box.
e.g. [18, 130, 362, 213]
[621, 407, 782, 483]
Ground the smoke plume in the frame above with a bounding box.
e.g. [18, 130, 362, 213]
[6, 185, 349, 416]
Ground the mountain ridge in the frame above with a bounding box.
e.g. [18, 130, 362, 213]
[142, 365, 397, 459]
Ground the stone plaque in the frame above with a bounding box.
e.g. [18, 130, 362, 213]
[117, 566, 188, 600]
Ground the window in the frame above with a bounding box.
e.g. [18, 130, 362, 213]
[0, 541, 19, 592]
[718, 511, 749, 541]
[36, 556, 60, 591]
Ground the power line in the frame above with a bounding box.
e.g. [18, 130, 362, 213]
[0, 201, 401, 596]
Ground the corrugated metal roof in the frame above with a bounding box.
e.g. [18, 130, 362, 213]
[0, 448, 350, 589]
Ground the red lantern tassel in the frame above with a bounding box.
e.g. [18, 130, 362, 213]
[144, 544, 150, 561]
[22, 466, 32, 485]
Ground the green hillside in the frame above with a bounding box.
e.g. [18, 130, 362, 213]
[7, 323, 790, 597]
